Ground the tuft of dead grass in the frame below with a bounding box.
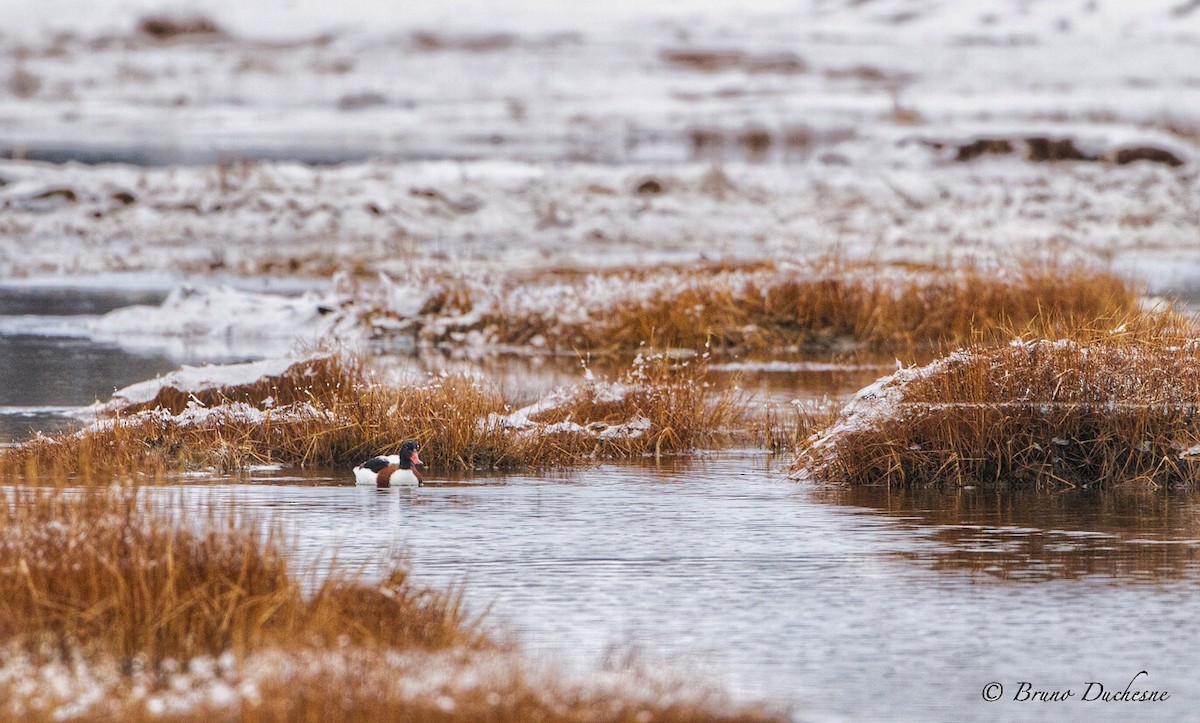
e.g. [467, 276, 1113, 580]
[520, 352, 745, 458]
[1, 352, 741, 481]
[411, 30, 516, 53]
[795, 320, 1200, 489]
[753, 399, 843, 453]
[0, 486, 478, 667]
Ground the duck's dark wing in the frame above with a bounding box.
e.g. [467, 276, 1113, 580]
[360, 456, 391, 473]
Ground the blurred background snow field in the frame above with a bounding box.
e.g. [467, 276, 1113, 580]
[0, 0, 1197, 286]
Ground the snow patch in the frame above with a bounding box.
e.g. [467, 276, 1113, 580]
[99, 357, 302, 410]
[88, 285, 355, 362]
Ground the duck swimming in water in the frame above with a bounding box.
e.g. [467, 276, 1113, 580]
[353, 440, 424, 487]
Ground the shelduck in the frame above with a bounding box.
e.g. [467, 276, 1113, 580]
[353, 440, 424, 487]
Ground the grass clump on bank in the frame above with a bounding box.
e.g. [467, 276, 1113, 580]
[0, 486, 475, 666]
[0, 485, 785, 722]
[360, 259, 1140, 354]
[794, 324, 1200, 489]
[1, 352, 741, 481]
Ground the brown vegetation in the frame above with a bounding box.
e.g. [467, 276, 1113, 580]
[660, 48, 807, 74]
[0, 486, 475, 666]
[412, 261, 1141, 355]
[1, 353, 740, 481]
[795, 321, 1200, 489]
[412, 31, 516, 53]
[938, 133, 1185, 167]
[687, 125, 852, 161]
[754, 399, 842, 453]
[6, 65, 42, 99]
[137, 15, 223, 40]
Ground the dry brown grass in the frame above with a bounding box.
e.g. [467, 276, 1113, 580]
[795, 319, 1200, 489]
[753, 399, 842, 453]
[0, 486, 785, 722]
[114, 354, 356, 416]
[1, 352, 742, 481]
[407, 260, 1141, 355]
[136, 14, 223, 40]
[525, 352, 745, 457]
[659, 48, 807, 74]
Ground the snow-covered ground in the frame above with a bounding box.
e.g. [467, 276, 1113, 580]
[1, 0, 1199, 355]
[3, 0, 1198, 165]
[88, 283, 349, 359]
[0, 158, 1197, 283]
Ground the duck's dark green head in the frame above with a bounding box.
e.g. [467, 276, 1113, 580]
[399, 440, 422, 468]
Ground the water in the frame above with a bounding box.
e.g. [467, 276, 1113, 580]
[153, 460, 1200, 723]
[0, 286, 177, 440]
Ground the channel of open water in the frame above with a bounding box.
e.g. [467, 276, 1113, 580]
[147, 463, 1200, 723]
[5, 287, 1200, 722]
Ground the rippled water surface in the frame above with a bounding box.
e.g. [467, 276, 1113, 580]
[149, 460, 1200, 723]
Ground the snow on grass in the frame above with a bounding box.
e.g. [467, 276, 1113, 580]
[795, 349, 974, 465]
[794, 327, 1200, 489]
[0, 157, 1195, 287]
[67, 258, 1142, 360]
[0, 643, 780, 722]
[98, 357, 303, 409]
[87, 285, 355, 362]
[1, 0, 1197, 165]
[85, 401, 338, 440]
[4, 351, 741, 476]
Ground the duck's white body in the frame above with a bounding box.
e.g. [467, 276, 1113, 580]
[353, 461, 421, 487]
[353, 455, 399, 485]
[353, 444, 424, 487]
